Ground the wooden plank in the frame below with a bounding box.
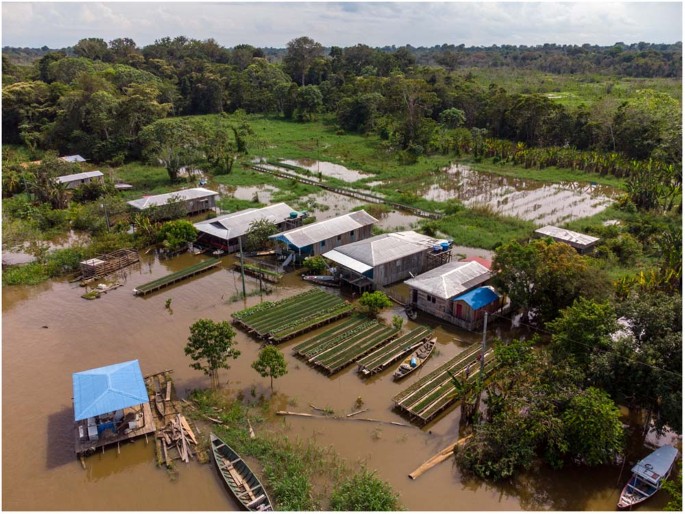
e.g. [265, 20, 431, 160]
[165, 381, 172, 402]
[408, 436, 472, 479]
[179, 415, 198, 445]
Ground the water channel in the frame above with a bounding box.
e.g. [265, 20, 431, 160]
[2, 250, 668, 511]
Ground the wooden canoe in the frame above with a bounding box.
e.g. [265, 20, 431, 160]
[393, 337, 436, 380]
[210, 433, 273, 511]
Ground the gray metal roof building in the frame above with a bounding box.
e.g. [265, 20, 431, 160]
[60, 154, 87, 163]
[534, 225, 600, 253]
[405, 261, 492, 300]
[127, 188, 219, 210]
[55, 170, 104, 187]
[270, 210, 377, 251]
[194, 203, 297, 241]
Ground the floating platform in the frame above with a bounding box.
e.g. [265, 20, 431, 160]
[294, 315, 399, 375]
[393, 342, 496, 425]
[357, 326, 433, 376]
[232, 289, 354, 343]
[133, 258, 220, 296]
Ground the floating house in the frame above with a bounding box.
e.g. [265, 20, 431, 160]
[269, 210, 377, 262]
[534, 225, 600, 254]
[55, 170, 104, 189]
[405, 260, 501, 330]
[194, 203, 304, 253]
[323, 231, 451, 290]
[73, 360, 156, 456]
[127, 187, 219, 219]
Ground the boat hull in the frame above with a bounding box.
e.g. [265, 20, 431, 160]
[392, 338, 436, 380]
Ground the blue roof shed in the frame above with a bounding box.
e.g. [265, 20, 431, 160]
[72, 360, 149, 421]
[453, 287, 500, 310]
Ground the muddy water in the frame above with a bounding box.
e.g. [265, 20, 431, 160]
[3, 250, 661, 511]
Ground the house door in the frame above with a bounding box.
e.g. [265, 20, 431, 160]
[412, 289, 418, 303]
[455, 303, 463, 318]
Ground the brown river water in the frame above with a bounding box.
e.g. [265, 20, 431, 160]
[3, 250, 668, 511]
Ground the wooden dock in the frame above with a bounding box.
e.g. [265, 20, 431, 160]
[357, 326, 433, 376]
[393, 343, 497, 425]
[133, 257, 220, 295]
[232, 289, 354, 343]
[74, 401, 156, 457]
[294, 316, 400, 374]
[251, 164, 442, 220]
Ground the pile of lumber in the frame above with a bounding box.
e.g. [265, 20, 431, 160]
[157, 414, 198, 465]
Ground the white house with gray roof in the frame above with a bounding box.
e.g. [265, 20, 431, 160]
[194, 203, 303, 253]
[323, 230, 449, 288]
[269, 210, 377, 259]
[534, 225, 600, 254]
[127, 187, 219, 219]
[56, 170, 104, 189]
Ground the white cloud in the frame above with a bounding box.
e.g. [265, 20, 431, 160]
[2, 2, 682, 49]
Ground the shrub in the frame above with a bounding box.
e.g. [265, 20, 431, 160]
[330, 469, 400, 511]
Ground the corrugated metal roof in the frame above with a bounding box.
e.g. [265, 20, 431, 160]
[535, 225, 599, 247]
[453, 286, 500, 310]
[55, 170, 103, 184]
[127, 188, 218, 210]
[194, 203, 296, 240]
[324, 231, 441, 269]
[405, 261, 492, 299]
[72, 360, 149, 421]
[322, 249, 373, 274]
[269, 210, 377, 248]
[60, 154, 87, 163]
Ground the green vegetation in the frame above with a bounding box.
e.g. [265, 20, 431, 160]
[184, 318, 241, 389]
[251, 345, 288, 391]
[302, 255, 327, 274]
[330, 469, 401, 511]
[158, 219, 197, 252]
[357, 291, 393, 317]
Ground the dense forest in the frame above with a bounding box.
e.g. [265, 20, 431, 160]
[3, 37, 682, 174]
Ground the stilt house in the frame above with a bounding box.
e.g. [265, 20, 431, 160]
[405, 260, 501, 330]
[194, 203, 304, 253]
[323, 231, 451, 290]
[269, 210, 377, 262]
[56, 170, 104, 189]
[127, 188, 219, 219]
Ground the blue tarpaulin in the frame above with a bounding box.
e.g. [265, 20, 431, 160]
[73, 360, 149, 421]
[453, 287, 499, 310]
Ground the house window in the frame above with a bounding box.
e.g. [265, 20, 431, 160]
[337, 235, 342, 242]
[321, 241, 326, 248]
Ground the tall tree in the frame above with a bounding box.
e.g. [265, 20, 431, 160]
[284, 36, 324, 86]
[184, 319, 240, 389]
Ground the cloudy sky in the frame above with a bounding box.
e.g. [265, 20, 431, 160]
[2, 1, 682, 49]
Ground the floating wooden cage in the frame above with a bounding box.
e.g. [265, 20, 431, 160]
[80, 249, 140, 279]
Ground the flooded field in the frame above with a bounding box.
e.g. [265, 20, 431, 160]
[421, 165, 617, 226]
[2, 252, 664, 511]
[281, 159, 370, 182]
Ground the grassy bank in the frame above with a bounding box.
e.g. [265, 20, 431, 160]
[186, 388, 401, 511]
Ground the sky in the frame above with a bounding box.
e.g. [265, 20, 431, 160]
[2, 1, 682, 49]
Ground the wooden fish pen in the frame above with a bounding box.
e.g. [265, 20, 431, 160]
[233, 262, 283, 284]
[232, 289, 354, 343]
[133, 258, 220, 296]
[80, 248, 139, 279]
[393, 343, 497, 425]
[293, 315, 400, 375]
[357, 326, 433, 376]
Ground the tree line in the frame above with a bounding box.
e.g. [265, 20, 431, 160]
[3, 36, 681, 171]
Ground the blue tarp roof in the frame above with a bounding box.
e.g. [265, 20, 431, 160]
[453, 287, 499, 310]
[73, 360, 149, 421]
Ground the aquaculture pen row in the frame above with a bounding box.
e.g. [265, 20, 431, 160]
[293, 315, 399, 374]
[393, 342, 497, 425]
[133, 258, 220, 296]
[357, 326, 433, 376]
[232, 289, 354, 343]
[233, 263, 283, 283]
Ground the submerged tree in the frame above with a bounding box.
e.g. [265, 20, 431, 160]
[184, 319, 240, 389]
[252, 345, 288, 391]
[358, 291, 393, 317]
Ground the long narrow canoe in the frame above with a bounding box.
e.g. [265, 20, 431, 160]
[210, 433, 273, 511]
[393, 337, 436, 380]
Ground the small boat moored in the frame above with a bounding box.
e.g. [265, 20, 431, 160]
[210, 433, 273, 511]
[617, 444, 679, 509]
[393, 337, 436, 380]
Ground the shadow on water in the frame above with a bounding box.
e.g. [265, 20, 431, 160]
[46, 407, 78, 470]
[83, 438, 154, 482]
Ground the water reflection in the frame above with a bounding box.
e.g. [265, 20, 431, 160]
[281, 159, 370, 182]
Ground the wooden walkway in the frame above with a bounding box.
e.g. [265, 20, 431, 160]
[251, 164, 442, 220]
[232, 289, 354, 343]
[393, 342, 496, 425]
[294, 316, 400, 374]
[357, 326, 433, 376]
[133, 258, 220, 295]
